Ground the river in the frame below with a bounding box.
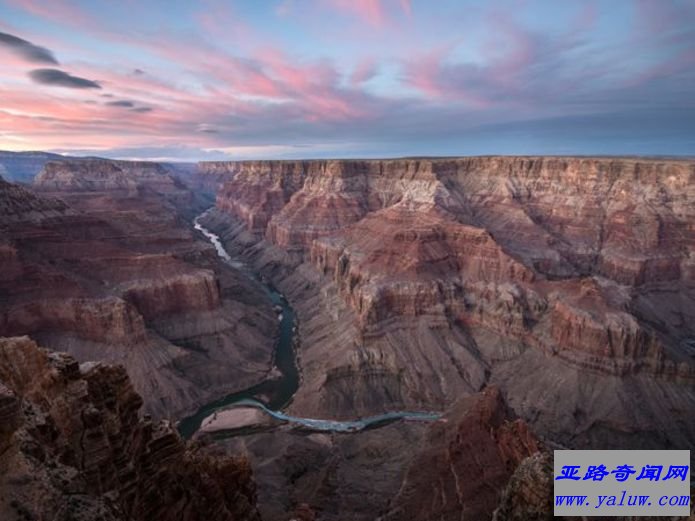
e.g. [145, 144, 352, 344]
[177, 210, 440, 439]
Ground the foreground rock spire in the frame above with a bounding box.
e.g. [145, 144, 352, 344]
[0, 336, 261, 521]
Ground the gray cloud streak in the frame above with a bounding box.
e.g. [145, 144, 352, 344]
[0, 31, 58, 64]
[28, 68, 101, 89]
[106, 100, 134, 107]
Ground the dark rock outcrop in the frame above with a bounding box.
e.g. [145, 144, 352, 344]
[0, 336, 261, 521]
[384, 387, 540, 521]
[492, 452, 555, 521]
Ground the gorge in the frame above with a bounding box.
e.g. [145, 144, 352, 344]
[1, 154, 694, 520]
[2, 2, 693, 518]
[178, 212, 441, 439]
[201, 157, 695, 442]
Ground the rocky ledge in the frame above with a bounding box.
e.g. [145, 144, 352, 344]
[0, 336, 261, 521]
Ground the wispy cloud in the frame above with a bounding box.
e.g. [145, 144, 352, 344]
[1, 1, 693, 158]
[325, 0, 411, 27]
[350, 59, 379, 85]
[196, 124, 219, 133]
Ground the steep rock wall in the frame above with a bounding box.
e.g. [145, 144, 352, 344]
[0, 336, 261, 521]
[205, 156, 695, 448]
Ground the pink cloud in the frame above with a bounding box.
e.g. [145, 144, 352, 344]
[2, 1, 385, 131]
[325, 0, 410, 27]
[330, 0, 384, 26]
[4, 0, 97, 28]
[481, 11, 537, 89]
[1, 22, 383, 154]
[401, 45, 492, 108]
[194, 0, 256, 48]
[350, 59, 379, 85]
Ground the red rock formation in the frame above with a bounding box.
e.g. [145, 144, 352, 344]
[0, 167, 277, 418]
[0, 336, 261, 521]
[216, 156, 695, 282]
[2, 297, 148, 344]
[196, 161, 241, 191]
[0, 173, 71, 221]
[216, 161, 308, 234]
[206, 156, 695, 449]
[311, 204, 534, 330]
[34, 159, 181, 193]
[211, 158, 695, 378]
[384, 386, 541, 521]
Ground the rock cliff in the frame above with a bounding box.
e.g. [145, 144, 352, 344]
[0, 173, 72, 221]
[204, 156, 695, 448]
[0, 336, 261, 521]
[197, 161, 242, 191]
[384, 386, 541, 521]
[34, 159, 182, 194]
[0, 168, 277, 419]
[0, 151, 68, 183]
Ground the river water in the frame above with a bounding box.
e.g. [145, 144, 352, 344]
[177, 211, 440, 439]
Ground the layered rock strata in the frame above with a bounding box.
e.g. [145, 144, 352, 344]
[0, 336, 261, 521]
[34, 159, 182, 194]
[384, 386, 540, 521]
[204, 157, 695, 449]
[0, 166, 277, 418]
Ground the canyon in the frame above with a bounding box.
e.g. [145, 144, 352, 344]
[203, 157, 695, 448]
[1, 154, 694, 520]
[1, 160, 277, 419]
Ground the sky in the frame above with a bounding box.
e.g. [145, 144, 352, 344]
[0, 0, 694, 161]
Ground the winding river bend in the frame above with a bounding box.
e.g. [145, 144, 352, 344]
[177, 211, 440, 439]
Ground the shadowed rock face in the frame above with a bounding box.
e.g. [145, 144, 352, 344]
[204, 156, 695, 449]
[219, 420, 430, 521]
[34, 159, 181, 193]
[492, 451, 556, 521]
[0, 336, 261, 521]
[384, 386, 540, 521]
[0, 151, 67, 183]
[213, 386, 542, 521]
[0, 165, 277, 419]
[0, 173, 71, 220]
